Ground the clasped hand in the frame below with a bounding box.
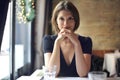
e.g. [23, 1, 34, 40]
[57, 28, 79, 47]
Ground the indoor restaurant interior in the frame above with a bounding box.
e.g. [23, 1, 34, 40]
[0, 0, 120, 80]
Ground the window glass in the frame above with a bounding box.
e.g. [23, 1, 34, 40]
[0, 3, 10, 79]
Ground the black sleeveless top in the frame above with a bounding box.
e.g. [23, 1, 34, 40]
[42, 35, 92, 77]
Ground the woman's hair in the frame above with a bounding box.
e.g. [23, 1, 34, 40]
[51, 0, 80, 33]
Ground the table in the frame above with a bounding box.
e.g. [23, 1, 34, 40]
[56, 77, 119, 80]
[103, 51, 120, 76]
[17, 76, 119, 80]
[17, 69, 120, 80]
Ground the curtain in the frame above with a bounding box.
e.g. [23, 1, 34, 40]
[31, 0, 46, 71]
[0, 0, 9, 50]
[31, 0, 53, 72]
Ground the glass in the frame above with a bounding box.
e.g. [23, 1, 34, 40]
[42, 65, 56, 80]
[88, 71, 107, 80]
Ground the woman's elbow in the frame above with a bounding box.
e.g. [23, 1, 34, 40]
[77, 70, 89, 77]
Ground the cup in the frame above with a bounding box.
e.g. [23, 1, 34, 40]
[88, 71, 107, 80]
[42, 65, 56, 80]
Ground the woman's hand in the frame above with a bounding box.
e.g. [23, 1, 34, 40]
[56, 28, 66, 44]
[60, 28, 80, 47]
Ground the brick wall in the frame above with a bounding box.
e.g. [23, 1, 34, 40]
[52, 0, 120, 50]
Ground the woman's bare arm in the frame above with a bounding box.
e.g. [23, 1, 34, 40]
[74, 44, 91, 77]
[44, 39, 61, 76]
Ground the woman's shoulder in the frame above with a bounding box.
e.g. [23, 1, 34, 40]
[78, 35, 92, 53]
[78, 35, 91, 39]
[78, 35, 92, 43]
[43, 34, 57, 40]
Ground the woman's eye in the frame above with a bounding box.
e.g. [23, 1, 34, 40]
[59, 17, 64, 21]
[68, 17, 74, 20]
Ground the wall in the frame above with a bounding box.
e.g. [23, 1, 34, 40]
[52, 0, 120, 50]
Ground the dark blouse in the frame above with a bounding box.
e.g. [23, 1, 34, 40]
[42, 35, 92, 77]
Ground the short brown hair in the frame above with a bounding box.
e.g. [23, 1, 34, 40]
[51, 0, 80, 33]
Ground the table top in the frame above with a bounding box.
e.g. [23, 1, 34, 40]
[55, 77, 119, 80]
[17, 76, 119, 80]
[17, 69, 120, 80]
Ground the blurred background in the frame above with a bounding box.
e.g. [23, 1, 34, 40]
[0, 0, 120, 80]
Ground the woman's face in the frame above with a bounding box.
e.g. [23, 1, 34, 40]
[56, 10, 75, 32]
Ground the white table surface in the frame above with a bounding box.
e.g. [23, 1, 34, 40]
[103, 52, 120, 76]
[16, 69, 120, 80]
[56, 77, 120, 80]
[17, 76, 119, 80]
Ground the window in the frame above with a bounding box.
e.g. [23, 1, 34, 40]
[0, 2, 10, 80]
[0, 1, 32, 79]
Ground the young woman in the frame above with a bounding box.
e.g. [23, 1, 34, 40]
[42, 0, 92, 77]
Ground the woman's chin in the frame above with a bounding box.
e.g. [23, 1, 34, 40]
[63, 37, 69, 40]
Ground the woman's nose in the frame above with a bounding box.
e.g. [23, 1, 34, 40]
[63, 20, 68, 28]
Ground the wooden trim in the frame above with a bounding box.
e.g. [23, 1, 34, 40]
[92, 50, 115, 58]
